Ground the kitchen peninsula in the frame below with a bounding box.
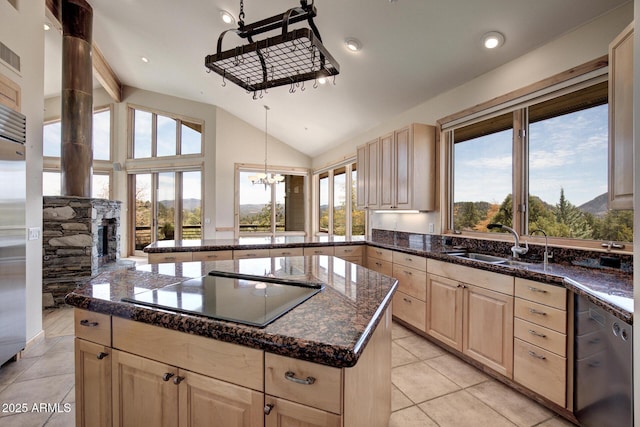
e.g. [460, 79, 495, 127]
[65, 255, 397, 427]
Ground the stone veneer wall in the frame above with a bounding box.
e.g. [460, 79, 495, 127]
[43, 196, 121, 306]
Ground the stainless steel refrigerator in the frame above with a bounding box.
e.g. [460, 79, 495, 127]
[0, 103, 26, 366]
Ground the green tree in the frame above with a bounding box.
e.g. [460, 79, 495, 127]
[555, 188, 592, 238]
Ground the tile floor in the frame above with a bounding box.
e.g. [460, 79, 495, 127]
[0, 307, 577, 426]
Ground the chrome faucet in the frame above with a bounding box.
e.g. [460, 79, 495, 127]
[487, 223, 528, 258]
[530, 229, 551, 269]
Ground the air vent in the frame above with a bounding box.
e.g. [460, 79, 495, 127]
[0, 102, 26, 144]
[0, 41, 20, 73]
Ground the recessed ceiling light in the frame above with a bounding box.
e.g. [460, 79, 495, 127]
[220, 10, 235, 25]
[141, 56, 150, 63]
[345, 38, 362, 52]
[43, 23, 51, 31]
[482, 31, 505, 49]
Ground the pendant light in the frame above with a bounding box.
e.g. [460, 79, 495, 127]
[248, 105, 284, 189]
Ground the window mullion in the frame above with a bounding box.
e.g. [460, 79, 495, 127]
[512, 109, 527, 235]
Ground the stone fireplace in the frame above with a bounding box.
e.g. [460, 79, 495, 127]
[43, 196, 123, 306]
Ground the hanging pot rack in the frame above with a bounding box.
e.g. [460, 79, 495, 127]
[204, 0, 340, 95]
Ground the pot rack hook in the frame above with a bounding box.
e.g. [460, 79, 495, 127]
[301, 80, 306, 91]
[313, 77, 318, 89]
[221, 70, 227, 87]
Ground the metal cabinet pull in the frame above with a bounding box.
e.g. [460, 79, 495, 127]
[528, 308, 547, 316]
[528, 329, 547, 338]
[284, 371, 316, 385]
[96, 352, 109, 360]
[79, 319, 99, 327]
[527, 350, 546, 360]
[173, 376, 185, 385]
[375, 262, 382, 267]
[264, 404, 274, 415]
[527, 286, 547, 293]
[164, 256, 176, 260]
[162, 373, 175, 382]
[404, 270, 413, 276]
[344, 249, 353, 253]
[405, 257, 413, 262]
[403, 297, 412, 303]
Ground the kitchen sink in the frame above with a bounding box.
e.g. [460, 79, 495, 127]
[449, 252, 508, 264]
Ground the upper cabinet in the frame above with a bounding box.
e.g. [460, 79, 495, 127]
[356, 123, 436, 211]
[608, 21, 634, 210]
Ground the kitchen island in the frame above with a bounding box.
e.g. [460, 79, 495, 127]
[65, 255, 397, 427]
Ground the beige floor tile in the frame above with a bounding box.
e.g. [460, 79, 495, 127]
[43, 402, 75, 427]
[391, 384, 414, 412]
[20, 337, 63, 359]
[468, 380, 553, 427]
[0, 357, 37, 389]
[392, 322, 416, 340]
[536, 415, 578, 427]
[47, 336, 74, 354]
[16, 350, 75, 382]
[394, 335, 444, 360]
[388, 406, 438, 427]
[392, 342, 419, 367]
[425, 353, 489, 388]
[0, 411, 52, 426]
[0, 374, 75, 420]
[392, 361, 460, 404]
[419, 390, 517, 427]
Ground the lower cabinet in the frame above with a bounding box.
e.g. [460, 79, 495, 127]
[264, 396, 341, 427]
[75, 339, 112, 427]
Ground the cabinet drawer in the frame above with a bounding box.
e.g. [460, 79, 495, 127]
[392, 264, 427, 301]
[366, 246, 393, 263]
[367, 258, 393, 276]
[392, 252, 427, 271]
[265, 396, 341, 427]
[515, 299, 567, 334]
[303, 246, 335, 256]
[191, 250, 233, 261]
[392, 291, 426, 331]
[334, 245, 363, 257]
[515, 278, 566, 310]
[74, 309, 111, 346]
[269, 247, 304, 257]
[513, 338, 566, 406]
[337, 255, 363, 266]
[112, 317, 264, 391]
[428, 260, 513, 295]
[148, 252, 192, 263]
[265, 353, 342, 414]
[233, 249, 271, 259]
[514, 318, 566, 357]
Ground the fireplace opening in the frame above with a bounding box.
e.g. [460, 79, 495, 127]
[97, 218, 117, 266]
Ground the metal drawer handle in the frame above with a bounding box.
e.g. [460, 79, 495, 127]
[281, 252, 291, 255]
[173, 376, 185, 385]
[79, 319, 99, 327]
[403, 297, 412, 303]
[528, 329, 547, 338]
[528, 308, 547, 316]
[264, 404, 274, 415]
[97, 352, 109, 360]
[528, 286, 547, 293]
[344, 249, 353, 253]
[284, 371, 316, 386]
[404, 270, 413, 276]
[527, 350, 546, 360]
[375, 262, 382, 267]
[405, 257, 413, 262]
[162, 373, 175, 382]
[164, 256, 176, 260]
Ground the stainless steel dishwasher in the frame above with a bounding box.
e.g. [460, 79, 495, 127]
[574, 292, 633, 427]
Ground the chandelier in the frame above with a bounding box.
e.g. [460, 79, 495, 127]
[248, 105, 284, 188]
[204, 0, 340, 98]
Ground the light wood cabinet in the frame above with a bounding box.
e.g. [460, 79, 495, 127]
[366, 246, 393, 276]
[303, 246, 335, 256]
[148, 252, 193, 263]
[608, 21, 634, 210]
[356, 138, 381, 208]
[513, 278, 567, 407]
[75, 339, 112, 427]
[426, 260, 514, 378]
[333, 245, 364, 265]
[264, 396, 340, 427]
[233, 249, 272, 259]
[268, 247, 304, 257]
[389, 251, 428, 331]
[356, 144, 368, 209]
[192, 250, 233, 261]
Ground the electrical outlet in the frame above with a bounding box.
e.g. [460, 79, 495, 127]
[428, 223, 435, 233]
[28, 227, 40, 240]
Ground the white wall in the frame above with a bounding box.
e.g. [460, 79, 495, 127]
[0, 1, 45, 342]
[313, 2, 634, 235]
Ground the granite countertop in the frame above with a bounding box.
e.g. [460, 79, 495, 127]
[143, 235, 366, 253]
[65, 256, 397, 368]
[143, 235, 632, 323]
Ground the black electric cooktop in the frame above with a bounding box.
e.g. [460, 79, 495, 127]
[122, 273, 323, 327]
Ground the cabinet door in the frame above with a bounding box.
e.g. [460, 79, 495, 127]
[264, 396, 341, 427]
[608, 22, 634, 210]
[463, 285, 514, 378]
[356, 144, 367, 208]
[366, 138, 379, 208]
[394, 126, 411, 209]
[112, 350, 178, 427]
[75, 339, 111, 427]
[379, 133, 395, 208]
[426, 275, 463, 350]
[178, 370, 264, 427]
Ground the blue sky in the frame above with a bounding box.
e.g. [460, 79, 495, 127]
[454, 104, 608, 207]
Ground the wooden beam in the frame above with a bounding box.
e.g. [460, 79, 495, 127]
[45, 0, 123, 103]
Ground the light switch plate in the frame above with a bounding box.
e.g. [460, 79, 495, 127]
[28, 227, 40, 240]
[428, 223, 435, 233]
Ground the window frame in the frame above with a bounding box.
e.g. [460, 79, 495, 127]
[440, 56, 630, 250]
[234, 163, 310, 237]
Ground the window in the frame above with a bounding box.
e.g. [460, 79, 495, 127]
[43, 171, 111, 199]
[448, 76, 633, 244]
[237, 168, 307, 236]
[130, 107, 203, 159]
[314, 162, 364, 238]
